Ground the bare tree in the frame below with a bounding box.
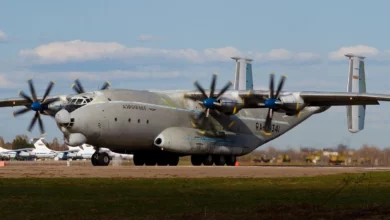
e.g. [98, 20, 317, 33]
[0, 136, 5, 147]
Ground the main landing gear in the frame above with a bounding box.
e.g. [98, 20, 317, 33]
[133, 152, 180, 166]
[91, 151, 110, 166]
[191, 154, 236, 166]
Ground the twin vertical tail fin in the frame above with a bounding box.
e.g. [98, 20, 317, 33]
[32, 137, 51, 150]
[345, 54, 366, 133]
[231, 57, 254, 90]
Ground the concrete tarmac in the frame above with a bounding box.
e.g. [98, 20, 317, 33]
[0, 161, 374, 178]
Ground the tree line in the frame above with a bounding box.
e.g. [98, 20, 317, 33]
[240, 143, 390, 166]
[0, 135, 68, 151]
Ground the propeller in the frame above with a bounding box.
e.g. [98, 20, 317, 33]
[71, 79, 111, 94]
[260, 73, 287, 136]
[188, 73, 233, 134]
[12, 79, 59, 135]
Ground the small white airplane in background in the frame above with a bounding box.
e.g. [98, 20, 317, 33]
[0, 147, 35, 160]
[57, 144, 133, 161]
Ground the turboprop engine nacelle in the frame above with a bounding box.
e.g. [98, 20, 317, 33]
[218, 98, 244, 115]
[277, 93, 306, 115]
[154, 127, 261, 155]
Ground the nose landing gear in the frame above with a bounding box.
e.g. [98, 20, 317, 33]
[91, 151, 110, 166]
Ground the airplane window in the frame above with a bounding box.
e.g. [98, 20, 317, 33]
[138, 119, 140, 123]
[71, 99, 77, 104]
[115, 117, 117, 121]
[128, 118, 131, 122]
[147, 120, 149, 124]
[82, 100, 87, 104]
[76, 99, 83, 105]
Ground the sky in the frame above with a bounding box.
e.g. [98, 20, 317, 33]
[1, 0, 390, 149]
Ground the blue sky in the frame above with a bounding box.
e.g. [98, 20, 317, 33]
[1, 0, 390, 149]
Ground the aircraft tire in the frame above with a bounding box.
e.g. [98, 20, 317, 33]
[213, 155, 225, 166]
[203, 155, 213, 166]
[225, 155, 236, 166]
[157, 156, 169, 166]
[91, 152, 99, 166]
[145, 155, 157, 166]
[168, 156, 179, 166]
[98, 152, 110, 166]
[133, 153, 146, 166]
[190, 155, 202, 166]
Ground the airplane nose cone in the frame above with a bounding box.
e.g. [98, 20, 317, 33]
[55, 109, 71, 124]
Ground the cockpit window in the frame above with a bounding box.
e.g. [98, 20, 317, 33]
[75, 99, 83, 104]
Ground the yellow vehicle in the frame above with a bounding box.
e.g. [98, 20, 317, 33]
[278, 154, 291, 162]
[329, 155, 345, 165]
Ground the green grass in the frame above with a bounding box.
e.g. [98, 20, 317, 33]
[1, 172, 390, 219]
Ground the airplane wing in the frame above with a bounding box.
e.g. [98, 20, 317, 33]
[61, 149, 80, 153]
[237, 91, 390, 106]
[297, 92, 390, 106]
[5, 148, 35, 152]
[185, 90, 390, 106]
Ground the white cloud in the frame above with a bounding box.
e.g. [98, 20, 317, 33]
[0, 74, 19, 88]
[20, 40, 126, 64]
[0, 30, 8, 42]
[19, 40, 322, 65]
[329, 45, 380, 61]
[63, 70, 181, 81]
[136, 34, 164, 42]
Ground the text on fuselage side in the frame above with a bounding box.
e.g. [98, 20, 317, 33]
[123, 104, 147, 110]
[255, 122, 280, 133]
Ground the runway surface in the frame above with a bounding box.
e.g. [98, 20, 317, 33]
[0, 161, 377, 178]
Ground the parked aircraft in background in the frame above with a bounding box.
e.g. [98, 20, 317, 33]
[57, 144, 133, 161]
[0, 147, 35, 160]
[2, 54, 390, 167]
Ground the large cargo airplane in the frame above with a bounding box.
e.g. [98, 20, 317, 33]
[2, 54, 390, 166]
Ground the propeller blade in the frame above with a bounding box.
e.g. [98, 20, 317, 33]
[13, 108, 31, 117]
[215, 81, 233, 100]
[275, 75, 286, 99]
[205, 108, 210, 117]
[209, 73, 217, 98]
[42, 81, 55, 103]
[74, 79, 85, 94]
[28, 79, 38, 102]
[18, 90, 33, 103]
[43, 97, 60, 106]
[194, 81, 208, 99]
[37, 113, 45, 135]
[27, 112, 39, 133]
[269, 73, 275, 99]
[263, 108, 273, 135]
[100, 81, 111, 90]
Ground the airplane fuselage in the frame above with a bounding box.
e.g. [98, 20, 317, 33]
[57, 89, 327, 156]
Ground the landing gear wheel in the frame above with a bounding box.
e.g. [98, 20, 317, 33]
[98, 152, 110, 166]
[133, 153, 146, 166]
[157, 156, 169, 166]
[191, 155, 203, 166]
[225, 155, 237, 166]
[91, 152, 99, 166]
[168, 156, 179, 166]
[145, 155, 157, 166]
[214, 155, 226, 166]
[203, 155, 213, 166]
